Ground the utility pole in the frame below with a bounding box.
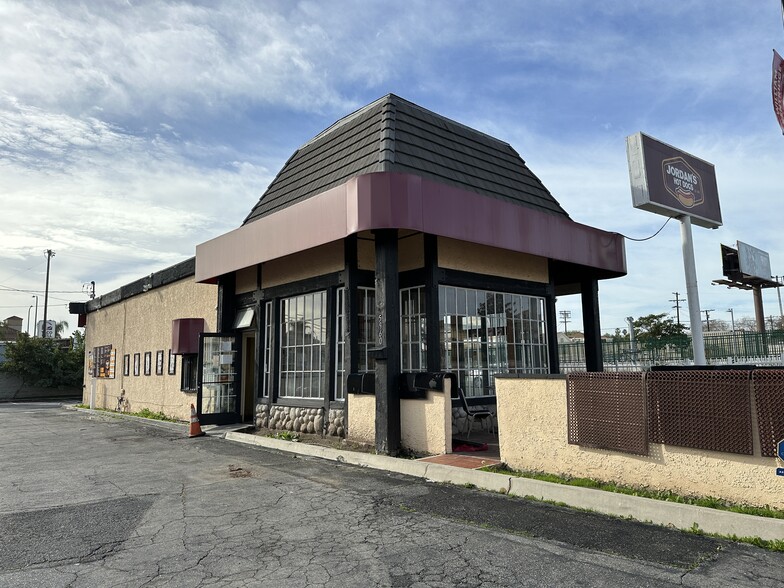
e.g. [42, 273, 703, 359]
[669, 292, 684, 327]
[42, 249, 55, 338]
[776, 275, 783, 319]
[702, 309, 715, 332]
[32, 295, 38, 336]
[559, 310, 571, 334]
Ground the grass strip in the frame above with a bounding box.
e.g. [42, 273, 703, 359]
[479, 464, 784, 520]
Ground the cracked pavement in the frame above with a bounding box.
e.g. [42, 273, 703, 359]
[1, 402, 782, 587]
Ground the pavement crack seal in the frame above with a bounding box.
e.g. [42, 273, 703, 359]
[0, 496, 154, 571]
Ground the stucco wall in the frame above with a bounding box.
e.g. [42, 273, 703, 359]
[438, 237, 548, 283]
[356, 232, 424, 272]
[83, 278, 216, 421]
[235, 266, 258, 294]
[347, 393, 375, 445]
[401, 387, 451, 455]
[262, 241, 344, 288]
[495, 376, 783, 509]
[349, 386, 451, 455]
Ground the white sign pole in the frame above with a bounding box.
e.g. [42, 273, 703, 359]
[680, 215, 706, 364]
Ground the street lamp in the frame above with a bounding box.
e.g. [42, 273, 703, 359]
[32, 295, 38, 337]
[727, 308, 736, 359]
[26, 305, 32, 335]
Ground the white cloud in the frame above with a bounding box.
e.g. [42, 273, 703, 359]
[2, 0, 783, 340]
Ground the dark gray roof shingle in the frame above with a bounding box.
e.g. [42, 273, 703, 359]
[243, 94, 569, 225]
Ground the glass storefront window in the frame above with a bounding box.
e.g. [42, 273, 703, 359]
[279, 291, 327, 399]
[440, 285, 549, 395]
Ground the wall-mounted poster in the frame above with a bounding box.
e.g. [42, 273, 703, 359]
[156, 350, 164, 375]
[123, 354, 130, 377]
[133, 353, 141, 376]
[93, 344, 115, 378]
[167, 350, 177, 375]
[144, 351, 152, 376]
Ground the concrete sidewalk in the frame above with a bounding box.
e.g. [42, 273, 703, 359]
[225, 430, 784, 542]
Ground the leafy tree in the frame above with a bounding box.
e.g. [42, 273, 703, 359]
[632, 313, 687, 340]
[631, 314, 690, 359]
[703, 318, 730, 332]
[0, 332, 84, 388]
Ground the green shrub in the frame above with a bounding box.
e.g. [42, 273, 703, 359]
[1, 332, 84, 388]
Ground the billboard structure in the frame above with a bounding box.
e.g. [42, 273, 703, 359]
[627, 132, 723, 365]
[738, 241, 772, 282]
[627, 132, 722, 229]
[713, 241, 779, 333]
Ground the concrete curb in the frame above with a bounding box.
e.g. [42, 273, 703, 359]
[71, 406, 189, 433]
[225, 431, 784, 542]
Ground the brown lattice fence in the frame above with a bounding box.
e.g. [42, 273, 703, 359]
[645, 370, 753, 455]
[566, 372, 648, 455]
[752, 369, 784, 457]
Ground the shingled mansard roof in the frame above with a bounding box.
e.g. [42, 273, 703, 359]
[243, 94, 569, 224]
[196, 94, 625, 285]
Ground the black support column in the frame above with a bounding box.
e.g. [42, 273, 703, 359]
[545, 290, 560, 374]
[581, 279, 603, 372]
[372, 229, 401, 455]
[217, 273, 236, 332]
[423, 234, 440, 372]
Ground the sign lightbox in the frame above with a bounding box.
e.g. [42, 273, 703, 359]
[626, 132, 722, 229]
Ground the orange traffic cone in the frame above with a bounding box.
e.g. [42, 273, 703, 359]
[189, 404, 205, 438]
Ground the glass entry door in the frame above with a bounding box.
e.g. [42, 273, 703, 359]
[198, 333, 240, 425]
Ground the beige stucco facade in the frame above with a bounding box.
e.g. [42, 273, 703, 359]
[84, 278, 217, 422]
[438, 237, 549, 283]
[357, 231, 425, 272]
[347, 393, 375, 445]
[235, 266, 258, 294]
[400, 386, 452, 455]
[496, 376, 783, 509]
[348, 386, 452, 456]
[261, 241, 344, 289]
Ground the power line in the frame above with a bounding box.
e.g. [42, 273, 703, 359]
[0, 285, 83, 294]
[0, 260, 45, 285]
[618, 217, 673, 242]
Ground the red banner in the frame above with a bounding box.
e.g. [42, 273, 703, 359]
[773, 49, 784, 134]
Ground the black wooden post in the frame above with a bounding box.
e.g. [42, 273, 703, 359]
[253, 270, 264, 417]
[423, 234, 440, 372]
[545, 286, 560, 374]
[217, 273, 236, 332]
[581, 279, 603, 372]
[372, 229, 401, 455]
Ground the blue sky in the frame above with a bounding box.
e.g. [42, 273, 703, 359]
[1, 0, 783, 336]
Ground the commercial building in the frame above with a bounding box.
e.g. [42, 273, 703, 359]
[74, 94, 626, 453]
